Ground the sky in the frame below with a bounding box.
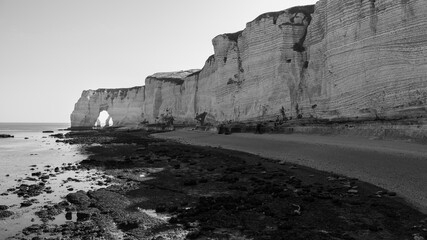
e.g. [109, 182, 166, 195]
[0, 0, 317, 123]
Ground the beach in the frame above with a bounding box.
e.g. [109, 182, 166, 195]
[0, 123, 112, 239]
[153, 129, 427, 214]
[4, 128, 425, 239]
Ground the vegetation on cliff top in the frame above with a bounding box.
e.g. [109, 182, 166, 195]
[224, 30, 243, 42]
[94, 86, 143, 93]
[253, 5, 315, 24]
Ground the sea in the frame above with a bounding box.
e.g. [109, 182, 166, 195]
[0, 123, 106, 239]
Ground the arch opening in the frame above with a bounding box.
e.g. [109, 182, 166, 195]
[95, 110, 113, 128]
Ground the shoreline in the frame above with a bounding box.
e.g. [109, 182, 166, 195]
[0, 128, 113, 240]
[5, 129, 426, 239]
[153, 129, 427, 214]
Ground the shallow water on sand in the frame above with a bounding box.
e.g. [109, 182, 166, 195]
[0, 123, 108, 239]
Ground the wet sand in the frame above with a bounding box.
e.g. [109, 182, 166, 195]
[153, 130, 427, 213]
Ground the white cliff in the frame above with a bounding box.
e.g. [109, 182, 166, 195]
[71, 0, 427, 130]
[71, 87, 145, 127]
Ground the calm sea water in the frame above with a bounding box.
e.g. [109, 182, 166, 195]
[0, 123, 105, 239]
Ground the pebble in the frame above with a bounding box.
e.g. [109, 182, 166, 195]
[21, 201, 33, 207]
[413, 233, 425, 240]
[76, 211, 91, 221]
[40, 175, 50, 180]
[388, 192, 397, 197]
[65, 212, 72, 220]
[31, 172, 42, 177]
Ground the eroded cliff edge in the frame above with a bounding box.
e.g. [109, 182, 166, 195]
[71, 0, 427, 135]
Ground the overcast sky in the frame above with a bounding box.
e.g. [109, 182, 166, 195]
[0, 0, 317, 123]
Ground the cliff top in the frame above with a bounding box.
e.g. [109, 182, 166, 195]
[215, 5, 316, 44]
[223, 30, 244, 42]
[252, 5, 315, 24]
[146, 69, 201, 85]
[90, 86, 143, 93]
[148, 69, 200, 80]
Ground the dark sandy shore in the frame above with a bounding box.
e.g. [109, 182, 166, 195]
[153, 130, 427, 214]
[6, 129, 427, 240]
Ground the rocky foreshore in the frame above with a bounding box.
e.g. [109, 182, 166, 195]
[7, 129, 426, 240]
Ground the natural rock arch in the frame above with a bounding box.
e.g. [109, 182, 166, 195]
[95, 110, 113, 128]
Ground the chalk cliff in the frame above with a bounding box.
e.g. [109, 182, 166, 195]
[71, 87, 145, 127]
[71, 0, 427, 128]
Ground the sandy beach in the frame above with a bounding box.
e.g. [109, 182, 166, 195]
[153, 129, 427, 213]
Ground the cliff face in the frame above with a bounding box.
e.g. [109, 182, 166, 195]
[71, 0, 427, 128]
[143, 70, 200, 123]
[70, 87, 145, 127]
[303, 0, 427, 120]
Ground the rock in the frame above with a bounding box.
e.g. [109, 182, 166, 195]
[22, 225, 41, 235]
[49, 133, 64, 138]
[24, 177, 38, 181]
[76, 211, 91, 221]
[0, 205, 8, 210]
[183, 179, 198, 186]
[42, 130, 54, 133]
[347, 189, 359, 194]
[31, 172, 42, 177]
[0, 210, 13, 219]
[15, 184, 45, 197]
[65, 211, 72, 220]
[21, 201, 33, 207]
[413, 233, 425, 240]
[0, 134, 14, 138]
[155, 204, 167, 213]
[388, 192, 397, 197]
[40, 175, 50, 180]
[198, 178, 208, 184]
[66, 191, 91, 207]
